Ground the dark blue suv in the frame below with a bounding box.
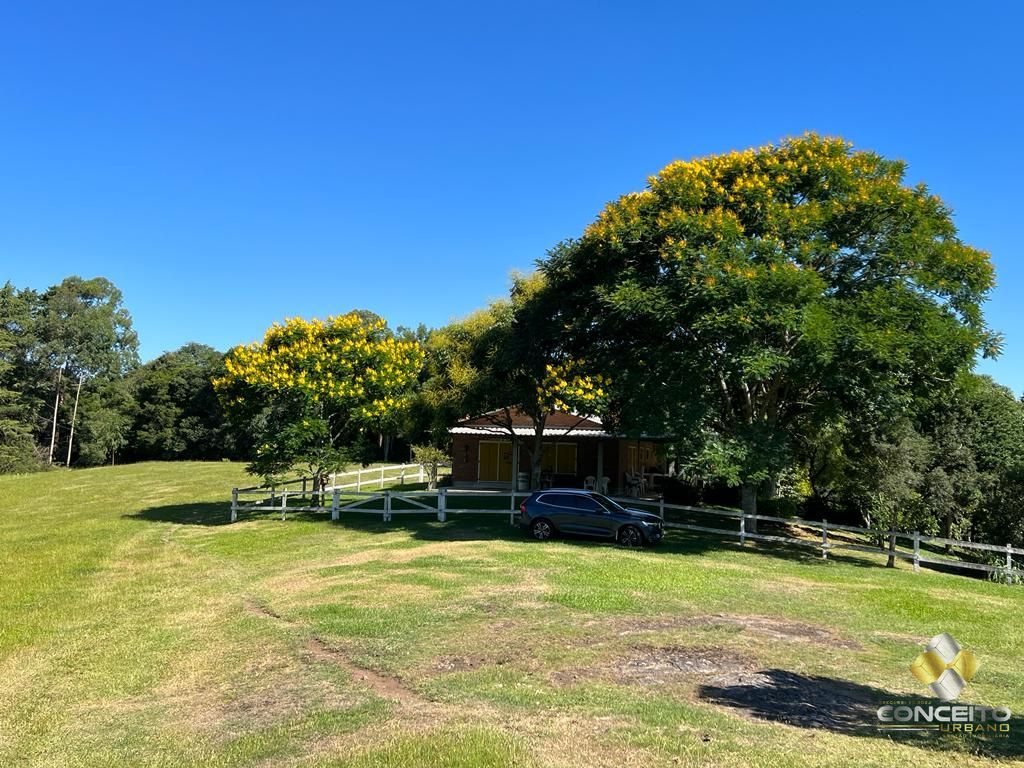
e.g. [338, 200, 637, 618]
[519, 488, 664, 547]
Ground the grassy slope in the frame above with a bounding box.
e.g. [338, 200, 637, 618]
[0, 462, 1020, 768]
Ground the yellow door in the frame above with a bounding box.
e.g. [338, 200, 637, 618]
[479, 442, 499, 482]
[498, 443, 513, 482]
[479, 442, 513, 482]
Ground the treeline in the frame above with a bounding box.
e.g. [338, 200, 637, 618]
[0, 277, 245, 472]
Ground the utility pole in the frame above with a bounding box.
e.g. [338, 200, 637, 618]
[65, 373, 84, 467]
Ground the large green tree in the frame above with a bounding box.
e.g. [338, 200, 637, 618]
[542, 134, 997, 525]
[804, 373, 1024, 551]
[124, 343, 234, 461]
[39, 276, 139, 465]
[0, 283, 40, 472]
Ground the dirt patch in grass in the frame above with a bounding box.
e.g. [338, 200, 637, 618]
[615, 645, 758, 686]
[607, 612, 861, 650]
[553, 644, 760, 689]
[434, 654, 515, 673]
[699, 614, 863, 650]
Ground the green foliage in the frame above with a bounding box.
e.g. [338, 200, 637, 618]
[0, 284, 40, 472]
[76, 377, 134, 466]
[542, 134, 997, 517]
[39, 275, 139, 379]
[806, 374, 1024, 546]
[411, 443, 448, 489]
[124, 343, 235, 461]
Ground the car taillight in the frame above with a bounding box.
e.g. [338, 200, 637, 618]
[519, 500, 527, 515]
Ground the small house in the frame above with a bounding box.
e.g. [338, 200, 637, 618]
[449, 408, 668, 494]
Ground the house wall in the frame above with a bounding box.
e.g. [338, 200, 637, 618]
[451, 434, 486, 483]
[451, 434, 626, 489]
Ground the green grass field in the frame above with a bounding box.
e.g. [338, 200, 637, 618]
[1, 462, 1022, 767]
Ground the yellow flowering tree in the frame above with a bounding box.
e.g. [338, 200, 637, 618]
[543, 134, 998, 526]
[215, 311, 423, 489]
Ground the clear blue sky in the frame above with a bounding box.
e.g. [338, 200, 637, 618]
[1, 2, 1021, 393]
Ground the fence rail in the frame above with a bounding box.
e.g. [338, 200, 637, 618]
[227, 482, 1022, 584]
[329, 463, 451, 491]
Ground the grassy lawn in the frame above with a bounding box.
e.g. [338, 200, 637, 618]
[1, 462, 1022, 767]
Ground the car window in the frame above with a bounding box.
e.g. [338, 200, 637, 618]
[537, 493, 576, 508]
[571, 495, 604, 512]
[595, 493, 625, 512]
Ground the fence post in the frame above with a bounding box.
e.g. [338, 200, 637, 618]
[438, 488, 447, 522]
[1008, 543, 1014, 585]
[357, 469, 362, 492]
[302, 477, 307, 496]
[509, 492, 517, 525]
[821, 519, 828, 560]
[659, 495, 665, 520]
[281, 490, 288, 521]
[231, 488, 238, 523]
[913, 531, 920, 573]
[332, 487, 340, 521]
[888, 532, 897, 568]
[739, 514, 745, 546]
[384, 490, 391, 522]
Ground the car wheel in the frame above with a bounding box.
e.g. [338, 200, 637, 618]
[618, 525, 643, 548]
[531, 519, 554, 541]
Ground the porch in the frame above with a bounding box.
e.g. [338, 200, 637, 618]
[449, 410, 669, 495]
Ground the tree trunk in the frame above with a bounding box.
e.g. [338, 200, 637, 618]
[942, 510, 953, 554]
[741, 483, 758, 533]
[47, 363, 65, 465]
[529, 431, 546, 489]
[65, 374, 84, 467]
[886, 531, 897, 568]
[527, 415, 547, 490]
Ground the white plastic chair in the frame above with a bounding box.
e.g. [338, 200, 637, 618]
[583, 475, 597, 491]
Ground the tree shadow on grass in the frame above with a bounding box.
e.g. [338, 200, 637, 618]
[699, 669, 1022, 758]
[125, 501, 965, 576]
[127, 501, 272, 526]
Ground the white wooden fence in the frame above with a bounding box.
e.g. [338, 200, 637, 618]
[228, 482, 1023, 583]
[329, 462, 451, 491]
[230, 463, 450, 515]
